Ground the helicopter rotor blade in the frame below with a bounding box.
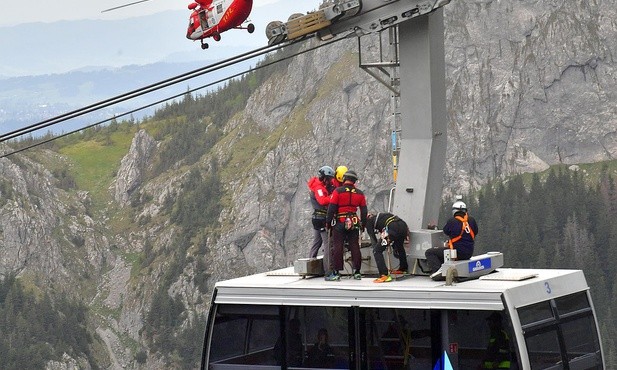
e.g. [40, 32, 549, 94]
[101, 0, 153, 13]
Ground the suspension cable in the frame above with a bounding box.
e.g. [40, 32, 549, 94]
[0, 34, 350, 158]
[0, 43, 285, 143]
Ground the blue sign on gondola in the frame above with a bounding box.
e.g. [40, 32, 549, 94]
[468, 258, 491, 274]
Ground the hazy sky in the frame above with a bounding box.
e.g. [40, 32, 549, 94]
[0, 0, 325, 134]
[0, 0, 324, 77]
[0, 0, 320, 27]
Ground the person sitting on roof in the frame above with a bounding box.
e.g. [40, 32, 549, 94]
[425, 197, 478, 280]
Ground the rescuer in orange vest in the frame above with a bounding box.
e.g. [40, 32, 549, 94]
[425, 198, 478, 280]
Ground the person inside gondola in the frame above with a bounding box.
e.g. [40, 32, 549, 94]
[480, 312, 512, 369]
[306, 328, 335, 368]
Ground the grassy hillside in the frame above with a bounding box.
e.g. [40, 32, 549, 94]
[58, 125, 138, 207]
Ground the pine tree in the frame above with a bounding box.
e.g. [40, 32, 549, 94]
[540, 207, 560, 265]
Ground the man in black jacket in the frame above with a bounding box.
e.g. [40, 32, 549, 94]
[366, 212, 410, 283]
[425, 198, 478, 280]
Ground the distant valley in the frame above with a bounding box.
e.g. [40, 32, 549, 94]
[0, 2, 320, 136]
[0, 60, 250, 136]
[0, 10, 246, 136]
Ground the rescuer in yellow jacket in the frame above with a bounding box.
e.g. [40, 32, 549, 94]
[482, 312, 512, 369]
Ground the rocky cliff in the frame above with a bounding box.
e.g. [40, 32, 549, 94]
[444, 0, 617, 192]
[0, 0, 616, 368]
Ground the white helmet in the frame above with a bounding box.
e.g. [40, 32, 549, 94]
[318, 165, 335, 178]
[452, 200, 467, 215]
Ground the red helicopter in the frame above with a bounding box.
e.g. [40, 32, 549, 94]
[103, 0, 255, 50]
[187, 0, 255, 49]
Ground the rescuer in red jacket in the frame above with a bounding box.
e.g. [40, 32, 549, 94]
[325, 170, 368, 281]
[307, 166, 336, 261]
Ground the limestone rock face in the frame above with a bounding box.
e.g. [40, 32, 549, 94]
[444, 0, 617, 192]
[0, 150, 108, 291]
[205, 0, 617, 295]
[113, 129, 156, 206]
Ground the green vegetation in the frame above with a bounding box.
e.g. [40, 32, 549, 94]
[446, 163, 617, 366]
[219, 124, 271, 179]
[152, 118, 220, 174]
[0, 275, 95, 369]
[142, 284, 207, 367]
[516, 162, 617, 188]
[58, 125, 137, 209]
[315, 51, 357, 100]
[135, 54, 286, 368]
[0, 179, 14, 206]
[170, 166, 222, 235]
